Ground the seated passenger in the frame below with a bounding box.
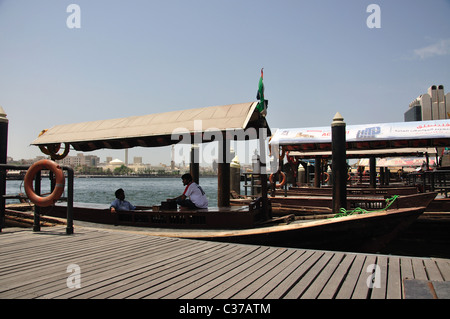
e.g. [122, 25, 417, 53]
[168, 173, 208, 209]
[110, 188, 136, 213]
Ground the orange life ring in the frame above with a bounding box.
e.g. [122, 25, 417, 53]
[323, 172, 330, 182]
[269, 171, 286, 188]
[24, 159, 65, 207]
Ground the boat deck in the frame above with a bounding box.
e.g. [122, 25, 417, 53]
[1, 225, 449, 300]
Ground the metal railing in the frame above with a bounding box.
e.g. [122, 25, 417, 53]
[0, 164, 74, 234]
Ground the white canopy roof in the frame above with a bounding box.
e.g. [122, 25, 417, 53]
[32, 102, 270, 152]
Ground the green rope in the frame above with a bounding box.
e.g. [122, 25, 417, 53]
[332, 195, 399, 218]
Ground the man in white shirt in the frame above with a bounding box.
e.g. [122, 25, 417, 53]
[168, 173, 208, 209]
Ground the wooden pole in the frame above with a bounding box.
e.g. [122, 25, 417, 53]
[190, 144, 199, 184]
[217, 131, 230, 207]
[314, 156, 321, 188]
[370, 157, 377, 188]
[259, 128, 270, 219]
[0, 106, 8, 232]
[66, 167, 74, 234]
[33, 171, 41, 232]
[331, 112, 347, 214]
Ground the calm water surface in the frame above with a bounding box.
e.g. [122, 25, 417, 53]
[6, 176, 237, 207]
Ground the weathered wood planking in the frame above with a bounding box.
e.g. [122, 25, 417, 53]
[0, 226, 449, 299]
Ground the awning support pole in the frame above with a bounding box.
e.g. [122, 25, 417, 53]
[314, 156, 321, 188]
[370, 157, 377, 188]
[190, 144, 199, 185]
[217, 131, 230, 207]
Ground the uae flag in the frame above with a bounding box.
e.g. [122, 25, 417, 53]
[256, 68, 266, 115]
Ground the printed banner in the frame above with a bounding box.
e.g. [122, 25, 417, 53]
[270, 119, 450, 145]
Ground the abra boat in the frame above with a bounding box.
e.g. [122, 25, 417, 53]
[33, 201, 429, 253]
[1, 102, 440, 252]
[268, 191, 437, 216]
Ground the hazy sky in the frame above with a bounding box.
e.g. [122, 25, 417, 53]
[1, 0, 449, 165]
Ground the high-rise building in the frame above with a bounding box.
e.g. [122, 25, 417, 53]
[405, 85, 450, 121]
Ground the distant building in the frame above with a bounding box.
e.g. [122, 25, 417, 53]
[405, 85, 450, 121]
[128, 157, 151, 173]
[101, 158, 125, 172]
[99, 157, 153, 173]
[57, 153, 100, 168]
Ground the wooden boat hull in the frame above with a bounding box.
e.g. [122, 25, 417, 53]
[37, 202, 429, 253]
[175, 207, 427, 253]
[268, 192, 437, 215]
[424, 197, 450, 212]
[284, 186, 420, 196]
[40, 202, 265, 229]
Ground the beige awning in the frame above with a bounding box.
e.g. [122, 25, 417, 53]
[31, 102, 270, 152]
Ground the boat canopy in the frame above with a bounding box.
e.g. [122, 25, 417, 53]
[269, 119, 450, 159]
[31, 102, 271, 152]
[286, 147, 438, 159]
[357, 156, 437, 168]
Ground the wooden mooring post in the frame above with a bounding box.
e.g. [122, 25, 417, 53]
[331, 112, 347, 214]
[0, 106, 8, 232]
[217, 131, 230, 207]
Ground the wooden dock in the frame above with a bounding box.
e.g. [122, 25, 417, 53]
[1, 225, 449, 300]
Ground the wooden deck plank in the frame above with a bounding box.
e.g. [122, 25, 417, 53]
[412, 258, 428, 280]
[335, 254, 366, 299]
[2, 234, 178, 286]
[283, 252, 334, 299]
[352, 255, 376, 299]
[5, 238, 195, 298]
[107, 244, 255, 299]
[400, 257, 414, 281]
[0, 235, 170, 289]
[0, 230, 144, 275]
[249, 250, 311, 299]
[370, 256, 388, 299]
[52, 240, 223, 299]
[6, 239, 201, 299]
[301, 252, 345, 299]
[182, 247, 280, 299]
[210, 248, 290, 299]
[233, 250, 305, 299]
[166, 247, 285, 299]
[146, 245, 261, 299]
[386, 257, 402, 299]
[264, 250, 321, 299]
[0, 230, 137, 288]
[147, 245, 266, 299]
[1, 225, 449, 300]
[318, 254, 356, 299]
[434, 259, 450, 281]
[163, 247, 262, 299]
[423, 259, 444, 281]
[27, 233, 201, 298]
